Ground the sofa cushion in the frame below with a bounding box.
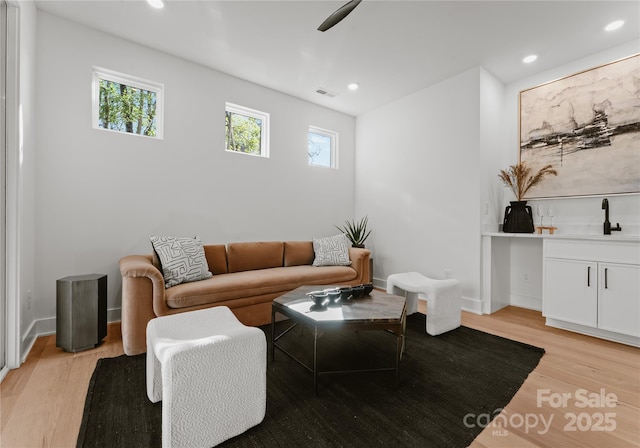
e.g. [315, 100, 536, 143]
[312, 234, 352, 266]
[149, 235, 213, 288]
[283, 241, 315, 267]
[203, 244, 228, 274]
[227, 242, 284, 273]
[165, 265, 358, 309]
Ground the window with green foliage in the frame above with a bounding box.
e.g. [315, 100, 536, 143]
[308, 126, 337, 168]
[92, 68, 163, 138]
[225, 103, 269, 157]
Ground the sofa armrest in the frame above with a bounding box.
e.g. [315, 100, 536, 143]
[120, 254, 172, 316]
[349, 247, 371, 284]
[120, 255, 170, 355]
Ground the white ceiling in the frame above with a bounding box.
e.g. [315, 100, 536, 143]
[35, 0, 640, 116]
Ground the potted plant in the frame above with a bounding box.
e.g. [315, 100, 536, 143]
[335, 216, 372, 248]
[498, 162, 557, 233]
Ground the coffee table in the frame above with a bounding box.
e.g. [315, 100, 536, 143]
[271, 285, 407, 395]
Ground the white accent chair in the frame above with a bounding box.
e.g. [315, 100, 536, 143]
[386, 272, 461, 335]
[146, 306, 266, 448]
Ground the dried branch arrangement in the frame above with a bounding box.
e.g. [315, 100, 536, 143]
[498, 162, 558, 200]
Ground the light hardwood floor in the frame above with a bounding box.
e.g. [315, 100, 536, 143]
[1, 307, 638, 447]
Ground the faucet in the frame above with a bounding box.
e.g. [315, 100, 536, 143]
[602, 198, 622, 235]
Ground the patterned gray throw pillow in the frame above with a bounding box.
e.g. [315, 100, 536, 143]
[312, 234, 352, 266]
[149, 235, 213, 288]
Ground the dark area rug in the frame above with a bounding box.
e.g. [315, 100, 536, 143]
[77, 314, 544, 448]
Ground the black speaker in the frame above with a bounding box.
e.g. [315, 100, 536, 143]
[56, 274, 107, 352]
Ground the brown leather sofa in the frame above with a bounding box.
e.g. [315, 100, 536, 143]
[119, 240, 370, 355]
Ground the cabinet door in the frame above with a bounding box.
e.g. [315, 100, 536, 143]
[598, 263, 640, 337]
[544, 258, 597, 327]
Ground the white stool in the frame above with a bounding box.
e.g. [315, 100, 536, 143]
[386, 272, 461, 336]
[146, 306, 266, 448]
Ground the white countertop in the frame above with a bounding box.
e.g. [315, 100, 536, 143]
[483, 232, 640, 242]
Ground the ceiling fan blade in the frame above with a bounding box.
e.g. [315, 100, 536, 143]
[317, 0, 362, 32]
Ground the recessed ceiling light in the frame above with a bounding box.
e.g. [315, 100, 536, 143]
[605, 20, 624, 32]
[147, 0, 164, 9]
[347, 83, 359, 91]
[523, 54, 538, 64]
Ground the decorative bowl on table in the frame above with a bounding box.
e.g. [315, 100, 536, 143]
[307, 290, 328, 307]
[339, 286, 352, 301]
[324, 288, 341, 303]
[323, 288, 341, 307]
[350, 285, 365, 298]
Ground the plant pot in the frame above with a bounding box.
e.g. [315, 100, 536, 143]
[503, 201, 535, 233]
[352, 244, 365, 249]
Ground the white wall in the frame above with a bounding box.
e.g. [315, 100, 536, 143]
[355, 67, 488, 307]
[355, 41, 639, 314]
[479, 67, 508, 232]
[33, 12, 356, 332]
[502, 40, 640, 235]
[504, 41, 640, 311]
[24, 11, 640, 352]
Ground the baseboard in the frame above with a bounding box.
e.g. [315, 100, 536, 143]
[545, 318, 640, 347]
[108, 307, 122, 323]
[372, 277, 385, 289]
[20, 320, 38, 364]
[0, 365, 9, 383]
[461, 297, 483, 315]
[510, 293, 542, 312]
[19, 307, 122, 364]
[35, 316, 55, 336]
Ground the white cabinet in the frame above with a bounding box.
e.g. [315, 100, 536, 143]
[598, 263, 640, 337]
[543, 239, 640, 345]
[544, 258, 597, 327]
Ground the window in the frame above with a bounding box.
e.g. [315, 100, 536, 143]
[225, 102, 269, 157]
[92, 67, 164, 138]
[308, 126, 337, 168]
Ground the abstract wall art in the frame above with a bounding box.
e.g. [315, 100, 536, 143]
[519, 54, 640, 199]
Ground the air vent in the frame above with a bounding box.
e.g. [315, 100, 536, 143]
[316, 87, 337, 98]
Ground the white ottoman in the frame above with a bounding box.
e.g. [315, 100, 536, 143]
[146, 306, 266, 448]
[386, 272, 461, 336]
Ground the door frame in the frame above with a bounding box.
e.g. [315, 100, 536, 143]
[2, 0, 21, 379]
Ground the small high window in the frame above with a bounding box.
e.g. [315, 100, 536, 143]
[225, 102, 270, 157]
[92, 67, 163, 138]
[308, 126, 338, 168]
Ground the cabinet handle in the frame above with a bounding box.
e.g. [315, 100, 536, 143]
[587, 266, 591, 287]
[605, 268, 608, 289]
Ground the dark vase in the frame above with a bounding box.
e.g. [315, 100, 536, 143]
[503, 201, 535, 233]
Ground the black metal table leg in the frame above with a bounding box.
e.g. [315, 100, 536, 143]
[271, 309, 276, 361]
[313, 326, 318, 396]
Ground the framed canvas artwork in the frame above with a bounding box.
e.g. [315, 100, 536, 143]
[519, 53, 640, 199]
